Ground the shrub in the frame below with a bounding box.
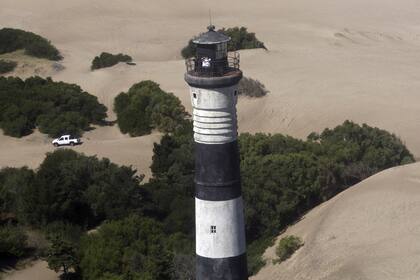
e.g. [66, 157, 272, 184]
[0, 28, 62, 60]
[91, 52, 132, 70]
[238, 77, 269, 97]
[114, 80, 188, 136]
[181, 40, 196, 59]
[0, 224, 27, 257]
[46, 234, 79, 276]
[181, 26, 266, 58]
[0, 76, 107, 137]
[0, 167, 34, 220]
[79, 215, 172, 280]
[0, 59, 17, 74]
[19, 149, 144, 227]
[221, 27, 266, 51]
[274, 235, 303, 263]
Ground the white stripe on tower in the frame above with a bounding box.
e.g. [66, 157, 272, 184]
[195, 197, 246, 258]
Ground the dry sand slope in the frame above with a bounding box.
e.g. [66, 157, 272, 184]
[1, 0, 420, 177]
[252, 161, 420, 280]
[1, 0, 420, 279]
[3, 261, 59, 280]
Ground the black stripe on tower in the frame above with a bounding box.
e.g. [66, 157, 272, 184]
[194, 141, 242, 201]
[196, 253, 248, 280]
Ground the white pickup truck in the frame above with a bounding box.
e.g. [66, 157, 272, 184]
[52, 135, 81, 147]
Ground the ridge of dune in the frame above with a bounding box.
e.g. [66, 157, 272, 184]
[252, 162, 420, 280]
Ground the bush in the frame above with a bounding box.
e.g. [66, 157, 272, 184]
[238, 77, 269, 97]
[181, 26, 266, 58]
[274, 235, 303, 263]
[181, 40, 196, 59]
[0, 28, 62, 60]
[46, 234, 79, 276]
[0, 224, 27, 257]
[79, 215, 172, 280]
[0, 59, 17, 74]
[91, 52, 132, 70]
[114, 80, 188, 136]
[18, 149, 144, 227]
[0, 167, 34, 221]
[0, 76, 107, 137]
[221, 27, 266, 51]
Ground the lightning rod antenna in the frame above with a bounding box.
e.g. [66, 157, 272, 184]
[209, 9, 212, 26]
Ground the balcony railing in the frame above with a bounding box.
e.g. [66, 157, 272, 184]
[185, 52, 240, 77]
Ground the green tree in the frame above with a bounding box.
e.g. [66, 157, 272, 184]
[0, 167, 34, 221]
[79, 215, 172, 280]
[0, 76, 107, 137]
[220, 27, 266, 51]
[20, 149, 144, 227]
[181, 26, 266, 58]
[46, 235, 79, 277]
[0, 224, 27, 257]
[114, 80, 188, 136]
[0, 28, 61, 60]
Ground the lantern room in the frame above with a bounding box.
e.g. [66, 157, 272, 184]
[185, 25, 240, 77]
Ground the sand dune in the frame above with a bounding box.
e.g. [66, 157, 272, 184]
[252, 162, 420, 280]
[1, 0, 420, 278]
[1, 0, 420, 178]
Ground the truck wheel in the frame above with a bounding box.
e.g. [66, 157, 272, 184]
[54, 143, 59, 147]
[70, 142, 75, 146]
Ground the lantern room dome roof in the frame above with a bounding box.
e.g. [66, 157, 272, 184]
[192, 25, 231, 45]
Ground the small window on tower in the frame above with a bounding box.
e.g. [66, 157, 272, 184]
[193, 93, 197, 99]
[210, 225, 216, 233]
[234, 90, 237, 96]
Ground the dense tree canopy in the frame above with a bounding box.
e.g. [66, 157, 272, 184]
[0, 149, 145, 227]
[80, 215, 172, 280]
[0, 59, 17, 74]
[181, 26, 266, 58]
[114, 80, 188, 137]
[0, 224, 27, 258]
[0, 117, 414, 278]
[146, 120, 414, 275]
[0, 76, 107, 137]
[0, 28, 62, 60]
[91, 52, 133, 70]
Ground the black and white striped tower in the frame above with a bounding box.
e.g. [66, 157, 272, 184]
[185, 25, 248, 280]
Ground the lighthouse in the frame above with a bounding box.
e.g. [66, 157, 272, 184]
[185, 25, 248, 280]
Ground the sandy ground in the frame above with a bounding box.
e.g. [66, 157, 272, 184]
[1, 0, 420, 175]
[2, 260, 59, 280]
[1, 0, 420, 279]
[0, 127, 160, 180]
[252, 161, 420, 280]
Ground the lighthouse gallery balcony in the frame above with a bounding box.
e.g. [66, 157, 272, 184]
[184, 52, 242, 88]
